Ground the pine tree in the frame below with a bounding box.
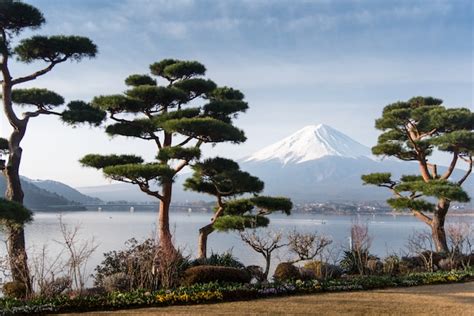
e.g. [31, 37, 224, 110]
[0, 1, 100, 290]
[80, 60, 248, 254]
[184, 157, 292, 259]
[362, 97, 473, 252]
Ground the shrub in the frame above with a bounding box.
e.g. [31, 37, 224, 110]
[3, 281, 27, 299]
[102, 272, 130, 293]
[40, 277, 72, 298]
[189, 252, 245, 269]
[303, 261, 342, 279]
[246, 265, 266, 283]
[181, 265, 251, 286]
[366, 258, 383, 275]
[94, 238, 158, 290]
[273, 262, 300, 282]
[383, 255, 400, 275]
[94, 238, 189, 290]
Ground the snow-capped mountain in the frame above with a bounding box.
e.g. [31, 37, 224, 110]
[245, 124, 372, 164]
[239, 124, 419, 201]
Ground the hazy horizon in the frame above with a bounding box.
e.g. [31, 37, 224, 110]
[1, 0, 472, 187]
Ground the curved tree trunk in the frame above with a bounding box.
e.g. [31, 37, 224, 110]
[431, 199, 449, 253]
[1, 78, 32, 292]
[197, 203, 224, 259]
[198, 223, 214, 259]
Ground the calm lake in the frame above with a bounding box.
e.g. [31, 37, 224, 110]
[1, 211, 473, 284]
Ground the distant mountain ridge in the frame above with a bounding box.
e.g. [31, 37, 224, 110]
[24, 177, 102, 205]
[0, 176, 102, 210]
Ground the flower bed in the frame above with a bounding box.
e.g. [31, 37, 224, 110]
[1, 269, 472, 315]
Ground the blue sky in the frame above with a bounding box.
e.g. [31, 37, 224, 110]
[2, 0, 472, 187]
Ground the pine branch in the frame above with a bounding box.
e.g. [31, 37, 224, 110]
[11, 58, 66, 86]
[412, 210, 432, 225]
[457, 155, 473, 185]
[440, 150, 459, 180]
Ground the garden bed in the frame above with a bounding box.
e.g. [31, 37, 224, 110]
[1, 269, 473, 315]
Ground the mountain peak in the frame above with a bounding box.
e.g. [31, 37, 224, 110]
[244, 124, 372, 164]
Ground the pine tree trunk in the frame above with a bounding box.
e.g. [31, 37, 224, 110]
[198, 223, 214, 259]
[431, 199, 449, 253]
[1, 79, 31, 292]
[158, 181, 176, 254]
[197, 204, 224, 259]
[6, 226, 31, 292]
[263, 254, 271, 280]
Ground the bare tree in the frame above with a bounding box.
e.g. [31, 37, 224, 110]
[287, 230, 332, 263]
[240, 230, 287, 280]
[340, 222, 373, 275]
[29, 245, 67, 296]
[407, 230, 436, 272]
[446, 222, 473, 269]
[55, 216, 98, 293]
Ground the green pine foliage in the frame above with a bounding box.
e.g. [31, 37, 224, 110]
[11, 88, 64, 107]
[362, 96, 473, 250]
[0, 199, 33, 227]
[81, 59, 249, 193]
[14, 35, 97, 62]
[185, 157, 292, 232]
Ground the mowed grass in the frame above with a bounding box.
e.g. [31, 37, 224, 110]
[72, 282, 474, 316]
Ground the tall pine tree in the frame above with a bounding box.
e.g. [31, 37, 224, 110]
[362, 97, 473, 252]
[80, 60, 248, 254]
[0, 1, 100, 291]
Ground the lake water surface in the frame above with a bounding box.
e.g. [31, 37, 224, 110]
[1, 211, 473, 284]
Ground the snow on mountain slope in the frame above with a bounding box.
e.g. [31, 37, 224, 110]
[244, 124, 372, 164]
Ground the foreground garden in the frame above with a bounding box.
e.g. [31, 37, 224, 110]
[1, 268, 473, 315]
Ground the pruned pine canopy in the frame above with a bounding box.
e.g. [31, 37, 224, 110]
[0, 198, 32, 227]
[1, 2, 97, 87]
[184, 157, 264, 197]
[8, 88, 106, 124]
[82, 59, 249, 196]
[373, 97, 474, 161]
[14, 35, 97, 63]
[184, 157, 292, 231]
[0, 1, 44, 35]
[90, 59, 247, 144]
[363, 96, 473, 215]
[362, 172, 470, 213]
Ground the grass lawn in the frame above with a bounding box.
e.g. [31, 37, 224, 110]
[69, 281, 474, 315]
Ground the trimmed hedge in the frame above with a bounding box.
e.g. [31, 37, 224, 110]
[273, 262, 301, 281]
[181, 265, 251, 286]
[0, 269, 473, 315]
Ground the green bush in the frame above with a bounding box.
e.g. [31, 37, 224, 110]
[2, 281, 27, 299]
[189, 252, 245, 269]
[273, 262, 300, 282]
[181, 265, 251, 286]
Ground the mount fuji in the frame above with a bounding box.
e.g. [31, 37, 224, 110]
[244, 124, 372, 164]
[239, 124, 419, 202]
